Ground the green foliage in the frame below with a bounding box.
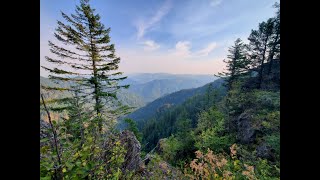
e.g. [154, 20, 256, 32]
[139, 3, 280, 179]
[40, 1, 281, 179]
[195, 128, 234, 154]
[126, 78, 226, 129]
[265, 134, 280, 158]
[194, 107, 234, 153]
[225, 83, 280, 117]
[41, 0, 129, 129]
[143, 154, 183, 179]
[247, 6, 280, 89]
[161, 136, 180, 163]
[141, 84, 226, 152]
[195, 106, 225, 133]
[255, 91, 280, 110]
[40, 114, 128, 179]
[255, 158, 280, 179]
[124, 118, 142, 142]
[40, 0, 133, 178]
[161, 118, 196, 166]
[106, 139, 127, 179]
[217, 38, 250, 90]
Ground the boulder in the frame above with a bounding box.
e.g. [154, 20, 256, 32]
[256, 143, 275, 161]
[154, 138, 167, 154]
[119, 130, 143, 172]
[237, 111, 256, 144]
[142, 153, 183, 179]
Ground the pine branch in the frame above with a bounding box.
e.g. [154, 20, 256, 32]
[41, 66, 80, 75]
[47, 75, 86, 82]
[45, 56, 91, 65]
[61, 12, 89, 37]
[40, 97, 72, 105]
[40, 85, 70, 91]
[49, 41, 90, 60]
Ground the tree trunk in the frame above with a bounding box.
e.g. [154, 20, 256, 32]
[41, 93, 63, 179]
[258, 34, 270, 89]
[268, 27, 280, 75]
[88, 25, 102, 132]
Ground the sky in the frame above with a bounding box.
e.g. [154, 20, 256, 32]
[40, 0, 279, 77]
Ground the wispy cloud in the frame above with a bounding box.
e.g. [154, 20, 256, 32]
[135, 0, 172, 39]
[118, 47, 226, 75]
[195, 42, 217, 56]
[210, 0, 223, 7]
[142, 40, 160, 51]
[172, 41, 192, 58]
[170, 41, 217, 58]
[41, 0, 278, 76]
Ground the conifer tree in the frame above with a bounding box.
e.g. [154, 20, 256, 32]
[64, 87, 87, 145]
[267, 2, 280, 74]
[217, 38, 249, 90]
[41, 0, 129, 132]
[248, 18, 274, 88]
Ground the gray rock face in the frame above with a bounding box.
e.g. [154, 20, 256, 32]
[142, 153, 154, 166]
[256, 143, 275, 161]
[142, 153, 183, 179]
[237, 112, 256, 144]
[119, 130, 143, 172]
[154, 138, 166, 154]
[40, 119, 52, 159]
[40, 119, 51, 145]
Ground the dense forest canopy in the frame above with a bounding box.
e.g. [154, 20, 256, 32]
[40, 0, 280, 179]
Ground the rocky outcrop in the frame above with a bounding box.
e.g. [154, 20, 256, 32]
[236, 111, 256, 144]
[156, 103, 173, 113]
[40, 119, 51, 146]
[154, 138, 167, 154]
[118, 131, 182, 179]
[141, 153, 183, 179]
[119, 130, 143, 172]
[242, 59, 280, 91]
[40, 119, 49, 135]
[256, 143, 275, 162]
[40, 119, 52, 159]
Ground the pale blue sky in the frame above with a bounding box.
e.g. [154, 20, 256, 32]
[40, 0, 279, 76]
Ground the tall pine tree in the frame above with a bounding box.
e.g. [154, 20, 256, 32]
[267, 2, 280, 74]
[41, 0, 129, 132]
[217, 38, 249, 90]
[248, 18, 274, 88]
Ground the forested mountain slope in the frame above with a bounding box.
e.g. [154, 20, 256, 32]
[140, 60, 280, 179]
[140, 79, 227, 152]
[120, 73, 217, 103]
[40, 0, 280, 179]
[124, 78, 225, 127]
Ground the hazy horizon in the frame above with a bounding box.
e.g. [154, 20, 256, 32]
[41, 0, 279, 77]
[40, 72, 217, 78]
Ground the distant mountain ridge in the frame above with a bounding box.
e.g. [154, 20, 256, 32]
[121, 73, 217, 103]
[123, 78, 225, 125]
[40, 76, 146, 109]
[123, 73, 215, 85]
[40, 73, 217, 109]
